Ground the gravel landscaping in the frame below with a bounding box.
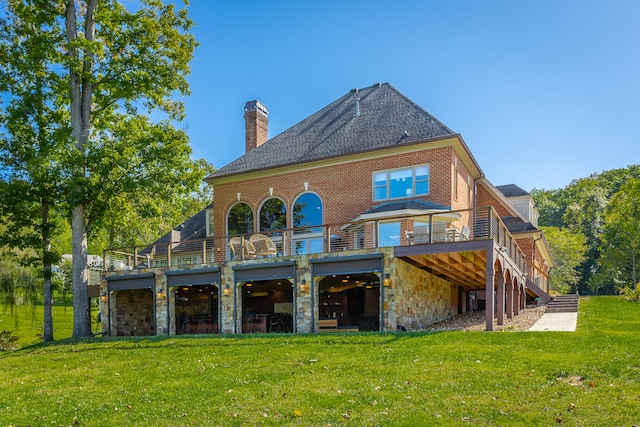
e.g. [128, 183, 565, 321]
[422, 305, 547, 332]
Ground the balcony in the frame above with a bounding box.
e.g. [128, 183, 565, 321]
[103, 206, 527, 276]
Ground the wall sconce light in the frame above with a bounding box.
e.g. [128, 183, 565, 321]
[223, 284, 231, 296]
[383, 273, 391, 287]
[157, 289, 166, 300]
[100, 292, 108, 303]
[300, 279, 308, 293]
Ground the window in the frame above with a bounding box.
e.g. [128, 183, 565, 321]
[378, 221, 401, 247]
[206, 209, 214, 237]
[292, 193, 323, 254]
[373, 165, 429, 201]
[259, 198, 286, 232]
[227, 202, 253, 236]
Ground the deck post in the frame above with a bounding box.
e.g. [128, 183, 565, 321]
[485, 250, 495, 331]
[497, 268, 505, 326]
[506, 278, 514, 319]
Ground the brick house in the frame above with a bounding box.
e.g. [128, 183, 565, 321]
[101, 83, 552, 336]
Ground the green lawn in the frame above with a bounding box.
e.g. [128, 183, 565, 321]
[1, 296, 639, 426]
[0, 302, 100, 348]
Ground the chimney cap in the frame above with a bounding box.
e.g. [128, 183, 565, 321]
[244, 100, 268, 116]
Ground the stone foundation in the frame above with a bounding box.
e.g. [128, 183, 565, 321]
[102, 248, 458, 336]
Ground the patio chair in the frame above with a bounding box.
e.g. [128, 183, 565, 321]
[432, 222, 447, 243]
[461, 225, 471, 241]
[229, 237, 257, 260]
[250, 233, 278, 257]
[412, 225, 430, 245]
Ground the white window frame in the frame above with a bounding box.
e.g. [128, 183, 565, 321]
[373, 165, 430, 202]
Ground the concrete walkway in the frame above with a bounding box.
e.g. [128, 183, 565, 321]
[528, 312, 578, 331]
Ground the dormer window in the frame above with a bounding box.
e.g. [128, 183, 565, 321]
[373, 165, 429, 201]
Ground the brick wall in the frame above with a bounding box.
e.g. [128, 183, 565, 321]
[477, 184, 512, 217]
[213, 146, 475, 240]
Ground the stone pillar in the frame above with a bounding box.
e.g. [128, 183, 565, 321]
[155, 273, 169, 335]
[219, 264, 236, 334]
[296, 262, 312, 334]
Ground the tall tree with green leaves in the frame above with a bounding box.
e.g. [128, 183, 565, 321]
[63, 0, 200, 337]
[597, 178, 640, 291]
[1, 0, 201, 338]
[0, 1, 67, 341]
[541, 226, 587, 294]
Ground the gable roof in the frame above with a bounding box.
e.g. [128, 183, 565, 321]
[209, 83, 456, 179]
[141, 203, 212, 255]
[496, 184, 530, 198]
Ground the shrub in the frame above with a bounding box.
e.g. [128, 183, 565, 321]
[0, 330, 18, 351]
[618, 285, 640, 303]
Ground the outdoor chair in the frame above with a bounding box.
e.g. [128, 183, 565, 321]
[432, 222, 447, 243]
[250, 233, 278, 257]
[461, 225, 471, 241]
[412, 225, 430, 244]
[229, 236, 257, 260]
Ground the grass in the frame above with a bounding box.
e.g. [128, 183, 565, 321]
[0, 302, 100, 347]
[1, 296, 639, 426]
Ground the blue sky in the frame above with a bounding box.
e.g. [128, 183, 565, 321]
[179, 1, 640, 191]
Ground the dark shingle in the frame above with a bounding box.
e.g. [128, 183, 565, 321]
[496, 184, 529, 197]
[210, 83, 455, 178]
[363, 200, 451, 214]
[501, 216, 537, 233]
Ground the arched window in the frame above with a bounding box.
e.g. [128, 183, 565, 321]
[293, 192, 323, 229]
[227, 202, 254, 236]
[292, 193, 323, 254]
[259, 198, 286, 232]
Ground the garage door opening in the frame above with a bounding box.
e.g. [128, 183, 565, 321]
[174, 284, 219, 334]
[241, 280, 294, 333]
[317, 273, 380, 332]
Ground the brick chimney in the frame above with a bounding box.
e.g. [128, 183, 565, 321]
[244, 100, 268, 152]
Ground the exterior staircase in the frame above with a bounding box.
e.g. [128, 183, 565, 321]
[545, 294, 579, 313]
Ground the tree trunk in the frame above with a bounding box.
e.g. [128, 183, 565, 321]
[66, 0, 98, 338]
[72, 203, 91, 337]
[633, 250, 637, 290]
[42, 199, 53, 342]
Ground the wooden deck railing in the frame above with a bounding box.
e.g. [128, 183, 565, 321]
[104, 206, 526, 274]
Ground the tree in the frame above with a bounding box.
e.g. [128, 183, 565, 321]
[1, 0, 201, 338]
[541, 226, 587, 294]
[95, 158, 214, 250]
[0, 1, 67, 341]
[597, 178, 640, 291]
[63, 0, 199, 337]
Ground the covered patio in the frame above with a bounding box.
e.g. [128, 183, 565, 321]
[395, 238, 528, 331]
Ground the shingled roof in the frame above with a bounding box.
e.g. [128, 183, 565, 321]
[209, 83, 456, 179]
[496, 184, 530, 197]
[363, 200, 451, 214]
